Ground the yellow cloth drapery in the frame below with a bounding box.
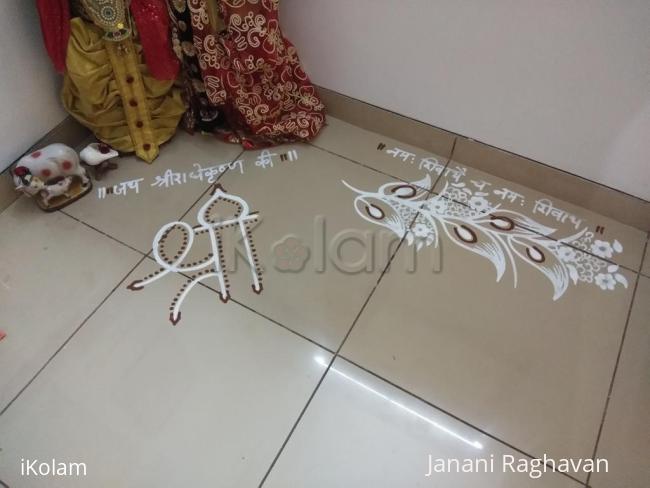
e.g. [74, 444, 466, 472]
[62, 18, 185, 162]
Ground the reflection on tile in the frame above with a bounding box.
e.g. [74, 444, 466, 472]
[590, 275, 650, 488]
[433, 159, 646, 271]
[64, 132, 243, 252]
[312, 116, 452, 190]
[163, 144, 417, 350]
[0, 197, 141, 410]
[0, 260, 331, 487]
[2, 114, 644, 487]
[264, 358, 580, 488]
[341, 203, 635, 470]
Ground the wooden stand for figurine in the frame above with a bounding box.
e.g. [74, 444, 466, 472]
[33, 176, 93, 212]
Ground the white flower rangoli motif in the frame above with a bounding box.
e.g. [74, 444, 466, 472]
[344, 175, 628, 300]
[128, 184, 262, 324]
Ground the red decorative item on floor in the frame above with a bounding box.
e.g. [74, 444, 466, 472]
[36, 0, 70, 73]
[130, 0, 180, 80]
[187, 0, 325, 148]
[0, 329, 6, 342]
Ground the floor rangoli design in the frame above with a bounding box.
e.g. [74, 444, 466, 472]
[344, 175, 628, 300]
[128, 184, 262, 324]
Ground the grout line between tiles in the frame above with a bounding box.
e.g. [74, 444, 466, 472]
[311, 138, 638, 273]
[0, 253, 148, 418]
[54, 151, 587, 486]
[132, 148, 338, 354]
[1, 141, 606, 485]
[432, 141, 454, 191]
[177, 148, 246, 221]
[320, 90, 649, 205]
[334, 213, 423, 353]
[585, 235, 649, 486]
[0, 151, 246, 418]
[229, 298, 337, 354]
[258, 174, 588, 487]
[67, 149, 246, 257]
[51, 153, 589, 486]
[641, 232, 649, 279]
[59, 148, 339, 357]
[307, 142, 443, 192]
[257, 242, 409, 487]
[336, 354, 589, 486]
[141, 251, 337, 355]
[59, 210, 145, 256]
[255, 354, 335, 488]
[119, 184, 457, 486]
[257, 195, 428, 487]
[255, 155, 453, 486]
[430, 185, 642, 275]
[449, 136, 458, 162]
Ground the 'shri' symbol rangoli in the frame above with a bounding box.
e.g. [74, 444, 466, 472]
[344, 175, 628, 300]
[128, 184, 262, 324]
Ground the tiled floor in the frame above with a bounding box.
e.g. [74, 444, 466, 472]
[0, 116, 648, 487]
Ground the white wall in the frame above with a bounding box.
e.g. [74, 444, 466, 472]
[281, 0, 650, 201]
[0, 0, 66, 172]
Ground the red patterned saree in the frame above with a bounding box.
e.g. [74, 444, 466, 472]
[185, 0, 325, 148]
[37, 0, 325, 150]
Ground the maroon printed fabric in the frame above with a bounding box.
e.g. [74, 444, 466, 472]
[187, 0, 325, 148]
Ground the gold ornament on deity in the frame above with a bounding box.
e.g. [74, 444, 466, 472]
[80, 0, 132, 41]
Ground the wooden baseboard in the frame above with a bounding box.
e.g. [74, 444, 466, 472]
[317, 86, 650, 232]
[0, 116, 90, 213]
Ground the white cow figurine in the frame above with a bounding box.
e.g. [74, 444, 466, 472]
[12, 143, 91, 210]
[13, 143, 89, 188]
